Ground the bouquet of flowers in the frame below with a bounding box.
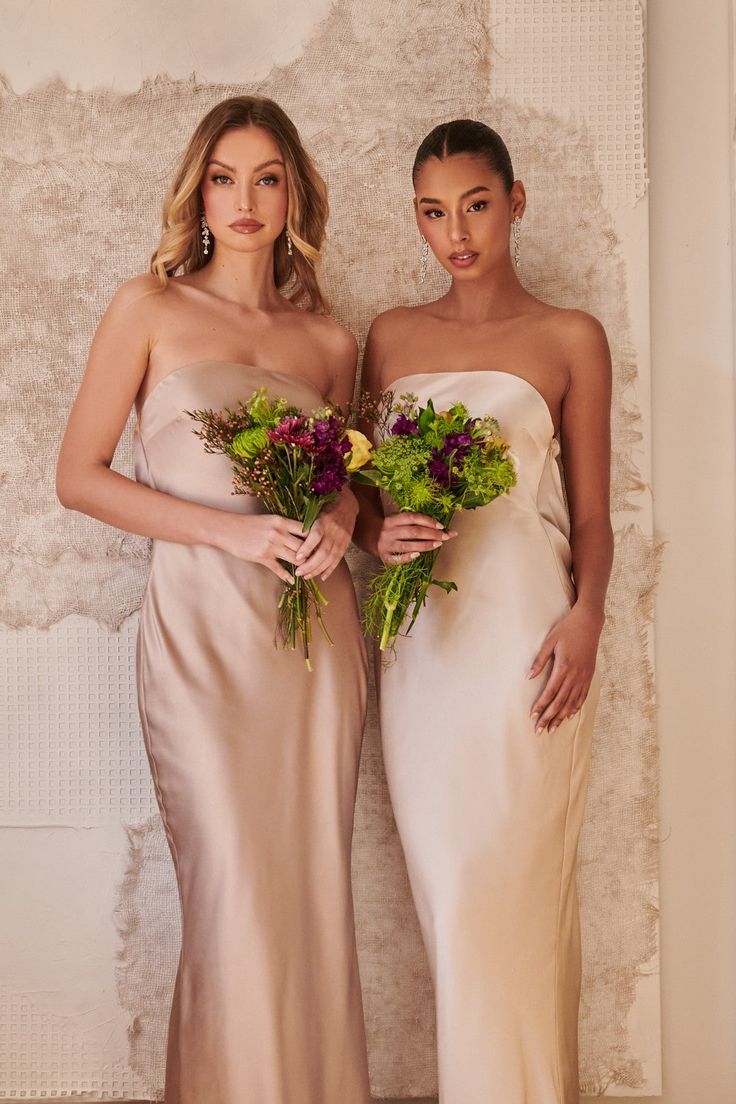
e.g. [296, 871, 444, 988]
[353, 391, 517, 655]
[188, 389, 372, 670]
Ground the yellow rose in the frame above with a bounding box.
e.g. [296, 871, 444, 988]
[345, 429, 373, 471]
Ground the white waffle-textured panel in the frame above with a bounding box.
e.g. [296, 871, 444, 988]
[1, 614, 157, 824]
[0, 986, 144, 1100]
[0, 824, 151, 1099]
[489, 0, 647, 207]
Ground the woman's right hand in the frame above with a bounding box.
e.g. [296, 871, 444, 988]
[215, 513, 307, 583]
[376, 512, 457, 565]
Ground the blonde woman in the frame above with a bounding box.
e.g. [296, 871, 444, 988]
[56, 97, 371, 1104]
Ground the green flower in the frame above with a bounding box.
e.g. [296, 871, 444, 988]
[231, 426, 270, 458]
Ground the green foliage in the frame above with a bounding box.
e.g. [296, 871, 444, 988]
[356, 389, 518, 656]
[231, 426, 270, 458]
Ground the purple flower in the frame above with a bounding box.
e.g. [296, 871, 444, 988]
[391, 414, 420, 436]
[312, 417, 343, 446]
[442, 431, 473, 460]
[428, 451, 451, 486]
[268, 416, 315, 450]
[310, 434, 350, 495]
[429, 431, 473, 487]
[311, 464, 348, 495]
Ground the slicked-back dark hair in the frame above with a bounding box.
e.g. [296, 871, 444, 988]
[412, 119, 514, 194]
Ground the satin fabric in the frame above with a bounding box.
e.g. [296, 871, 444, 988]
[378, 370, 601, 1104]
[133, 361, 371, 1104]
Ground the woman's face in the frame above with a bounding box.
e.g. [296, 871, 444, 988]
[200, 126, 289, 255]
[413, 153, 524, 281]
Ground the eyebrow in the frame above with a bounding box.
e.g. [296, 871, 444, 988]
[418, 185, 491, 204]
[207, 158, 285, 173]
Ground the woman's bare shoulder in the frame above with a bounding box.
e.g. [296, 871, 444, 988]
[102, 273, 169, 326]
[542, 304, 608, 346]
[366, 305, 418, 345]
[311, 311, 357, 351]
[296, 311, 358, 367]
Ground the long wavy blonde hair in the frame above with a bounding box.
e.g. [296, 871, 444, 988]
[150, 96, 329, 313]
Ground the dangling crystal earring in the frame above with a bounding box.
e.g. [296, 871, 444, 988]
[418, 235, 429, 285]
[512, 216, 521, 268]
[200, 212, 211, 256]
[286, 230, 293, 257]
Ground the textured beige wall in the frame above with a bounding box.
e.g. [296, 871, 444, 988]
[1, 0, 733, 1100]
[1, 7, 660, 1098]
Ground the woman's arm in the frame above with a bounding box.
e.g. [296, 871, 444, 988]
[529, 310, 614, 732]
[55, 275, 306, 584]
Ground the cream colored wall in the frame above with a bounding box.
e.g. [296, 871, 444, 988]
[581, 2, 736, 1101]
[643, 1, 736, 1101]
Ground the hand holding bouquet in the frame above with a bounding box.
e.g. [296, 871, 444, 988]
[353, 391, 517, 655]
[188, 389, 372, 670]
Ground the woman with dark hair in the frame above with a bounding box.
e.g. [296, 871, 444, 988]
[355, 119, 613, 1103]
[56, 96, 371, 1104]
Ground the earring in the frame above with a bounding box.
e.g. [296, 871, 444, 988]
[286, 230, 293, 257]
[512, 216, 521, 268]
[200, 212, 211, 256]
[418, 235, 429, 285]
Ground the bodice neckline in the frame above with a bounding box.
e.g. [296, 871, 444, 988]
[385, 369, 557, 440]
[136, 360, 326, 422]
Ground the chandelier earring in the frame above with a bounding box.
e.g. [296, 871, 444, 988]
[418, 235, 429, 285]
[286, 230, 293, 257]
[200, 212, 211, 256]
[512, 215, 521, 268]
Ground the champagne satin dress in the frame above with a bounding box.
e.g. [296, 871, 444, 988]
[132, 361, 371, 1104]
[378, 370, 601, 1104]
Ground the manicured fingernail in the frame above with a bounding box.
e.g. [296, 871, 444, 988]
[435, 521, 444, 528]
[433, 541, 442, 548]
[550, 723, 558, 733]
[535, 723, 545, 734]
[410, 552, 420, 560]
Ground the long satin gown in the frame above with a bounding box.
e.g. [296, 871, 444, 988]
[378, 370, 601, 1104]
[132, 361, 371, 1104]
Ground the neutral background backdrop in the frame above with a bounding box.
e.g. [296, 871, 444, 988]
[646, 1, 736, 1102]
[0, 0, 734, 1101]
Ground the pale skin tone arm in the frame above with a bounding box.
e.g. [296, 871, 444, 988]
[56, 277, 352, 585]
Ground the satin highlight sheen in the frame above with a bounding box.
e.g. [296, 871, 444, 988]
[378, 370, 601, 1104]
[133, 362, 371, 1104]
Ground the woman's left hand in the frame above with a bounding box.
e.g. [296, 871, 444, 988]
[294, 487, 359, 581]
[528, 604, 604, 733]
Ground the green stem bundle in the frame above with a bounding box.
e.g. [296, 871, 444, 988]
[363, 514, 457, 658]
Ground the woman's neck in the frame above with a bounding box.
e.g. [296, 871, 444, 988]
[196, 245, 286, 311]
[438, 261, 530, 324]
